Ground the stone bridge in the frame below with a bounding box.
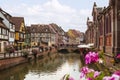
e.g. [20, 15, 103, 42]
[57, 45, 80, 53]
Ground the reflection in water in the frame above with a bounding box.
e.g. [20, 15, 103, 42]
[0, 53, 82, 80]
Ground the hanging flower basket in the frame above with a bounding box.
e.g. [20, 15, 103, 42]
[5, 45, 15, 53]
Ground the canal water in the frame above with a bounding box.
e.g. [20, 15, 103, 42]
[0, 53, 82, 80]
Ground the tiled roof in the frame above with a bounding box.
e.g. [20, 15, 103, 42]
[25, 26, 31, 33]
[67, 29, 82, 39]
[30, 24, 38, 33]
[50, 23, 65, 35]
[49, 23, 59, 33]
[30, 24, 56, 34]
[64, 32, 69, 37]
[11, 17, 24, 31]
[48, 24, 56, 33]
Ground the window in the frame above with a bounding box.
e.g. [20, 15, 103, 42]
[0, 28, 1, 34]
[10, 23, 12, 29]
[10, 32, 14, 38]
[105, 16, 109, 34]
[100, 20, 103, 35]
[2, 29, 5, 35]
[4, 42, 7, 47]
[7, 30, 8, 35]
[45, 29, 48, 32]
[109, 14, 111, 33]
[19, 33, 22, 38]
[13, 25, 15, 29]
[31, 33, 33, 37]
[0, 43, 1, 52]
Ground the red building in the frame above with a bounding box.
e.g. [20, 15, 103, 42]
[85, 0, 120, 64]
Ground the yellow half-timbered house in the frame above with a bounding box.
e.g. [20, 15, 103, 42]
[11, 17, 25, 50]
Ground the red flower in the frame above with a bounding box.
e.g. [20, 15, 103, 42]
[116, 54, 120, 59]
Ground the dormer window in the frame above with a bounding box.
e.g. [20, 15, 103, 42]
[45, 29, 48, 32]
[13, 25, 15, 29]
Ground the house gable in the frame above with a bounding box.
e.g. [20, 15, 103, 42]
[0, 12, 10, 28]
[11, 17, 25, 32]
[20, 22, 25, 33]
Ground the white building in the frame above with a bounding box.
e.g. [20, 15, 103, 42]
[0, 8, 15, 45]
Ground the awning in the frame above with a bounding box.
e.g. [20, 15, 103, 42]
[77, 44, 90, 48]
[88, 43, 94, 47]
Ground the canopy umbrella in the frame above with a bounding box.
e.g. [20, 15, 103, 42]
[88, 43, 94, 47]
[77, 44, 90, 48]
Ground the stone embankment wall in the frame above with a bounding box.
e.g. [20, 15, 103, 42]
[0, 48, 57, 71]
[0, 57, 27, 71]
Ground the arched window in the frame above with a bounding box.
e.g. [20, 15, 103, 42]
[100, 20, 103, 35]
[105, 16, 109, 34]
[109, 14, 111, 33]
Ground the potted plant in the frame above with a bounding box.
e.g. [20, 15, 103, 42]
[5, 45, 15, 53]
[5, 45, 15, 57]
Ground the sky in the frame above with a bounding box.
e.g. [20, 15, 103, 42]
[0, 0, 108, 32]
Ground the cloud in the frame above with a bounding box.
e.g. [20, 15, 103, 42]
[2, 0, 90, 32]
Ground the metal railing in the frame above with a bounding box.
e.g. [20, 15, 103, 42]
[0, 49, 32, 59]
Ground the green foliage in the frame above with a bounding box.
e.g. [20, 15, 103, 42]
[86, 72, 94, 79]
[86, 71, 105, 80]
[95, 72, 105, 80]
[22, 50, 29, 56]
[99, 51, 104, 59]
[5, 45, 15, 53]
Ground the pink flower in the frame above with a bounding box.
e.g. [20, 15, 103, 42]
[88, 69, 94, 73]
[87, 78, 93, 80]
[85, 53, 91, 64]
[116, 54, 120, 59]
[80, 66, 89, 74]
[111, 74, 120, 80]
[85, 52, 99, 64]
[80, 67, 95, 79]
[80, 73, 85, 79]
[69, 77, 74, 80]
[103, 74, 120, 80]
[94, 71, 101, 78]
[103, 76, 115, 80]
[114, 70, 120, 76]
